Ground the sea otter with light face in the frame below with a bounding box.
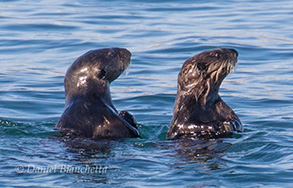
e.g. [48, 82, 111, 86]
[55, 48, 140, 139]
[167, 48, 243, 139]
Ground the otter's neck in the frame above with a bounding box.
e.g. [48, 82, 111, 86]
[173, 82, 221, 124]
[65, 81, 116, 112]
[182, 78, 220, 104]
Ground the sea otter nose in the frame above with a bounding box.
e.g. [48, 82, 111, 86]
[111, 48, 131, 57]
[111, 47, 131, 61]
[229, 49, 238, 57]
[111, 48, 131, 64]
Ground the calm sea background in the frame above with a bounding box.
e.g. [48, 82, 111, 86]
[0, 0, 292, 187]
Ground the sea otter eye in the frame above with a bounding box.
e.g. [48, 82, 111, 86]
[107, 50, 113, 56]
[197, 63, 206, 71]
[107, 49, 116, 57]
[98, 69, 106, 79]
[214, 52, 221, 60]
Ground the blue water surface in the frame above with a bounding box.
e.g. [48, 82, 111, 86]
[0, 0, 292, 187]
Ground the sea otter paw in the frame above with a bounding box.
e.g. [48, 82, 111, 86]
[223, 120, 243, 132]
[231, 119, 243, 132]
[119, 111, 138, 129]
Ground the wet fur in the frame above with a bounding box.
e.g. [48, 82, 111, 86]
[167, 48, 243, 139]
[55, 48, 140, 139]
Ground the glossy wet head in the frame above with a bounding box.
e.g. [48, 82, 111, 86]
[178, 48, 238, 92]
[64, 47, 131, 97]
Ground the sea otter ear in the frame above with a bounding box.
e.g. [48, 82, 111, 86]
[98, 69, 106, 79]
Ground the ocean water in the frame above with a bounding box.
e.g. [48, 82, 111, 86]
[0, 0, 292, 187]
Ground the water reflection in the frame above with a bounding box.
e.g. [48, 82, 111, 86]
[166, 138, 232, 170]
[55, 136, 115, 185]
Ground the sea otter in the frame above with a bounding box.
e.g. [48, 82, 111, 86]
[167, 48, 243, 139]
[55, 48, 140, 139]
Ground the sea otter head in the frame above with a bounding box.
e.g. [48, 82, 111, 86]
[64, 48, 131, 104]
[177, 48, 238, 105]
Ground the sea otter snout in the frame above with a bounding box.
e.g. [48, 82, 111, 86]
[178, 48, 238, 98]
[167, 48, 243, 140]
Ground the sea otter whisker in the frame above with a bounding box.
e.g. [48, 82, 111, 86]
[210, 70, 219, 83]
[167, 48, 243, 140]
[125, 64, 130, 76]
[229, 62, 236, 73]
[185, 81, 199, 91]
[201, 79, 211, 105]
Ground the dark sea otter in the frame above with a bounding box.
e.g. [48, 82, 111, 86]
[167, 48, 243, 140]
[55, 48, 140, 139]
